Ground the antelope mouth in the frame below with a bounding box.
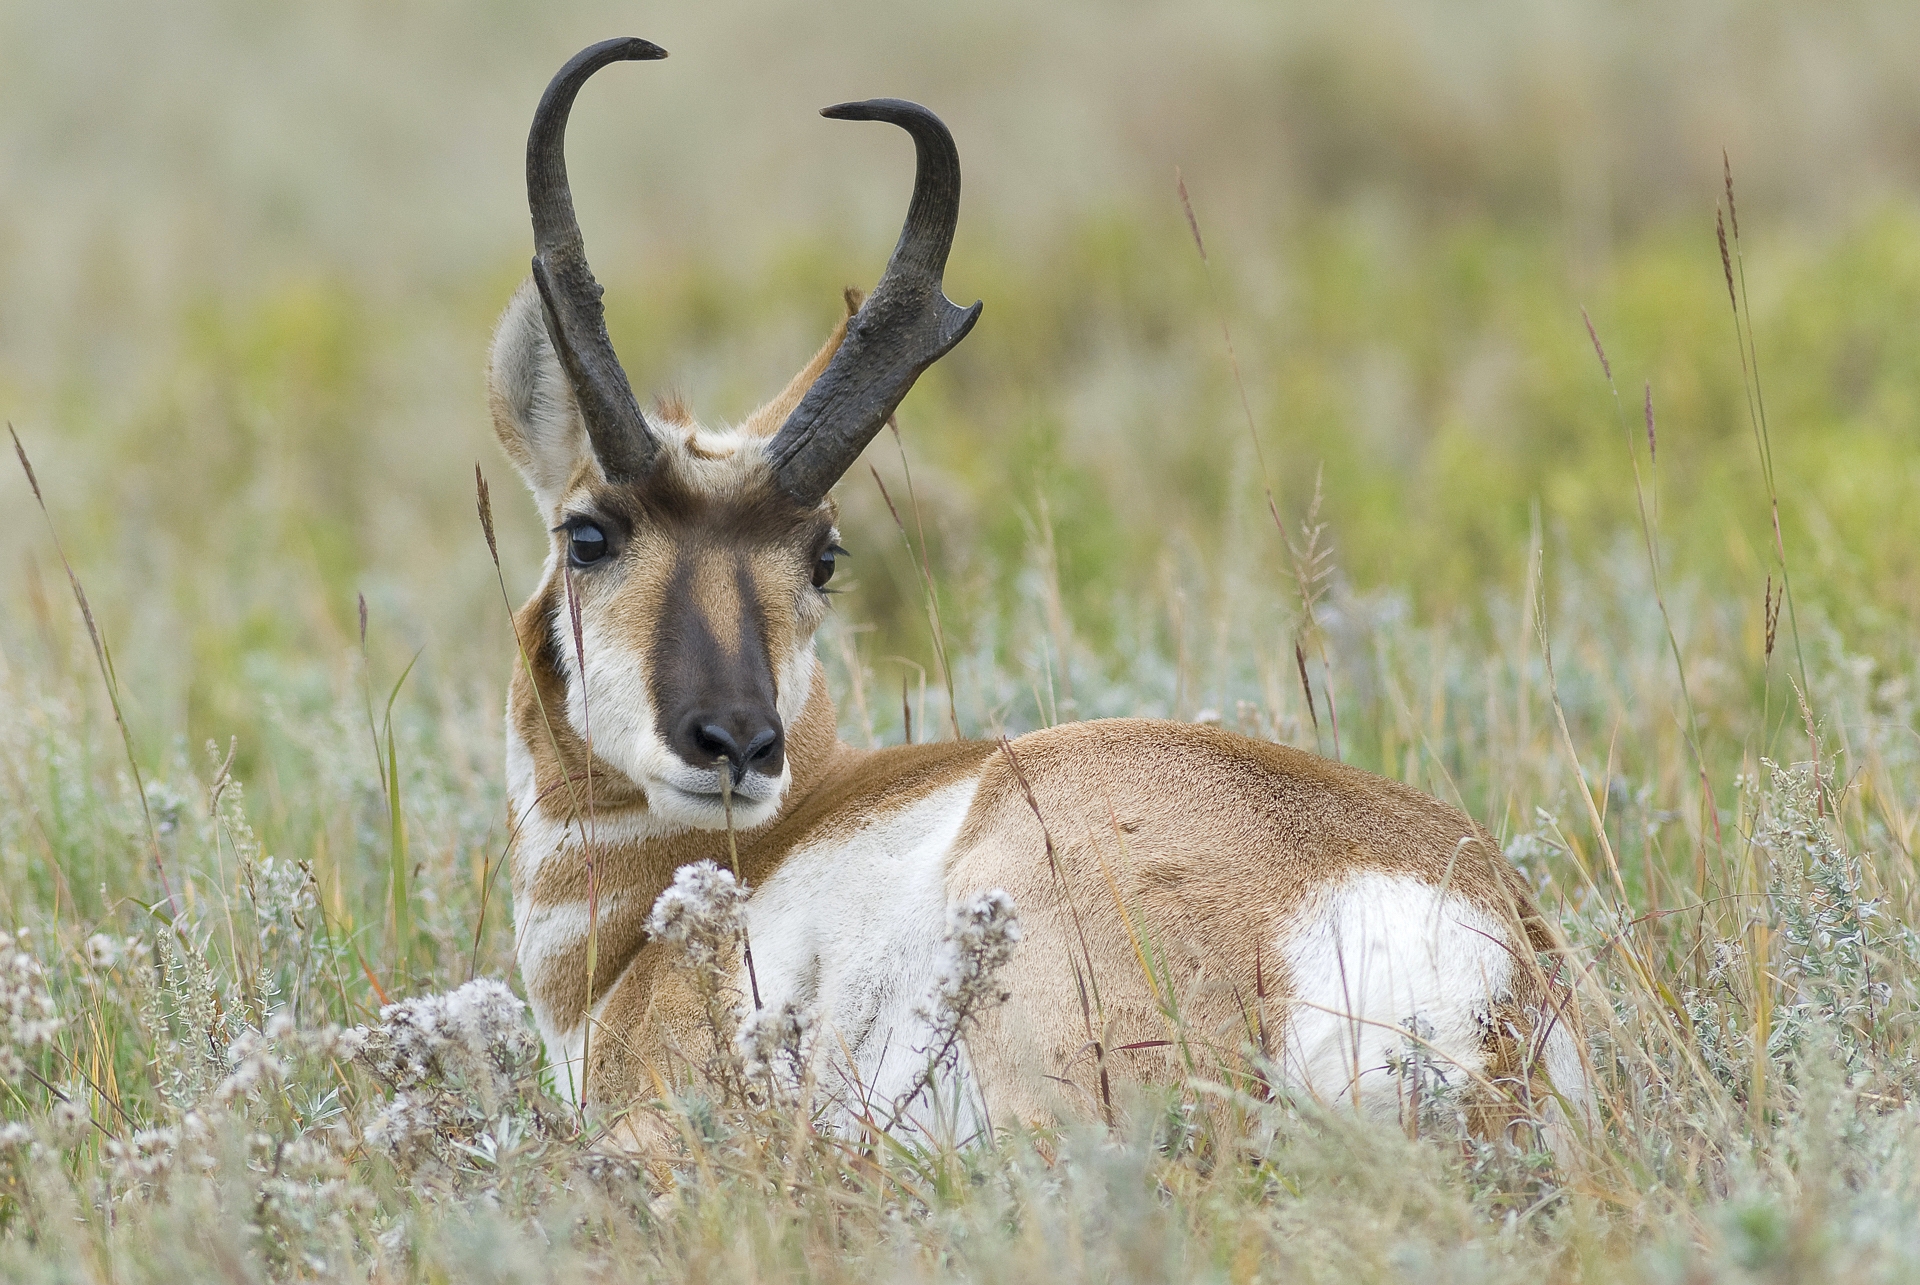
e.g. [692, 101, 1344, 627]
[645, 767, 787, 829]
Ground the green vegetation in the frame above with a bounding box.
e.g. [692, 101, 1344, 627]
[7, 1, 1920, 1278]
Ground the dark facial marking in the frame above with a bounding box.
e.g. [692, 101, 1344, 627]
[529, 576, 566, 684]
[650, 549, 786, 785]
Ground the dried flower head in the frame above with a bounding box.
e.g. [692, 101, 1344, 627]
[105, 1124, 212, 1195]
[353, 979, 554, 1166]
[927, 889, 1022, 1029]
[85, 933, 121, 970]
[215, 1026, 287, 1105]
[886, 890, 1021, 1133]
[736, 998, 816, 1094]
[646, 860, 748, 970]
[0, 929, 62, 1082]
[47, 1094, 90, 1145]
[360, 979, 537, 1092]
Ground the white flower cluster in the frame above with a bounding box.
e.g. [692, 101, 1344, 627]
[736, 998, 816, 1096]
[645, 860, 748, 969]
[47, 1094, 89, 1142]
[925, 890, 1022, 1032]
[0, 928, 62, 1082]
[84, 932, 146, 972]
[216, 1013, 292, 1105]
[215, 1013, 365, 1107]
[359, 979, 533, 1091]
[353, 979, 549, 1165]
[255, 1132, 370, 1270]
[103, 1113, 217, 1194]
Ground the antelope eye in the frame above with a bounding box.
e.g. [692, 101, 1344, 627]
[568, 523, 609, 566]
[812, 544, 846, 590]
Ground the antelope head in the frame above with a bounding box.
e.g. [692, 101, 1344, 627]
[488, 39, 979, 833]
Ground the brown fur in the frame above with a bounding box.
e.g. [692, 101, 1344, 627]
[740, 288, 864, 438]
[489, 287, 1579, 1147]
[946, 723, 1565, 1128]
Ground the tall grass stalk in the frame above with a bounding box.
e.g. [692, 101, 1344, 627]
[379, 649, 420, 979]
[1176, 173, 1342, 759]
[1577, 312, 1719, 877]
[564, 562, 600, 1118]
[11, 425, 179, 923]
[872, 431, 962, 741]
[1719, 157, 1811, 724]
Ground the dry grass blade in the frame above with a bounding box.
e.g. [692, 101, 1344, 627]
[998, 736, 1113, 1124]
[469, 462, 590, 979]
[1178, 177, 1342, 758]
[565, 561, 600, 1113]
[11, 423, 179, 923]
[869, 454, 960, 740]
[1576, 316, 1719, 862]
[1294, 638, 1320, 736]
[1719, 153, 1811, 714]
[720, 773, 763, 1012]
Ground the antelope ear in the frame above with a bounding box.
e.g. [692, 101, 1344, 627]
[741, 287, 864, 438]
[488, 276, 597, 518]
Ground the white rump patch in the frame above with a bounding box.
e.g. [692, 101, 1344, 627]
[1275, 872, 1514, 1116]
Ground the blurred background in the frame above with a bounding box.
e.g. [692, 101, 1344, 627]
[4, 0, 1920, 868]
[5, 6, 1920, 1263]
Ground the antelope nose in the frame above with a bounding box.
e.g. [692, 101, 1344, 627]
[684, 713, 784, 785]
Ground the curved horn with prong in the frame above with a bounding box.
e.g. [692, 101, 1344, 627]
[527, 37, 666, 483]
[765, 100, 982, 505]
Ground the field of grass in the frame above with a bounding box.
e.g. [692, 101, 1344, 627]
[7, 1, 1920, 1279]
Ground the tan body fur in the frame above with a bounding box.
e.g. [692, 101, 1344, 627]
[513, 670, 1576, 1144]
[491, 47, 1582, 1154]
[490, 279, 1587, 1152]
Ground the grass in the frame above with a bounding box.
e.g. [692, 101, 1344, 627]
[9, 218, 1920, 1276]
[9, 2, 1920, 1278]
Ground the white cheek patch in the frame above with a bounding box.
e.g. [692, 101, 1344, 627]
[1275, 873, 1516, 1116]
[774, 644, 819, 736]
[551, 605, 678, 790]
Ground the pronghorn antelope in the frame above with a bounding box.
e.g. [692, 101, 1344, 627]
[492, 38, 1589, 1151]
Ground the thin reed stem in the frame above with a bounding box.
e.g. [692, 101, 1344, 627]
[1579, 311, 1720, 877]
[564, 563, 599, 1118]
[1176, 175, 1341, 758]
[870, 453, 960, 740]
[11, 425, 180, 923]
[720, 773, 762, 1013]
[1719, 159, 1811, 717]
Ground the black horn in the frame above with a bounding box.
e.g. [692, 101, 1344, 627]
[527, 37, 667, 483]
[765, 100, 982, 505]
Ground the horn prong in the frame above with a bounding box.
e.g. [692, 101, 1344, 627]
[765, 99, 982, 506]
